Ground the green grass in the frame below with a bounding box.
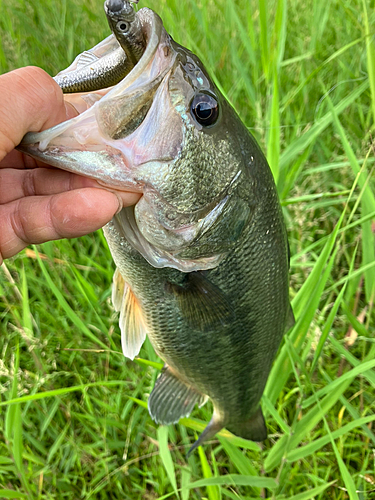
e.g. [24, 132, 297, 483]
[0, 0, 375, 498]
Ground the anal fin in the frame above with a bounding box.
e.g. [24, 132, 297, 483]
[112, 268, 147, 360]
[148, 366, 206, 425]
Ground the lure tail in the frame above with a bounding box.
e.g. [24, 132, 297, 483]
[187, 406, 267, 457]
[186, 411, 224, 458]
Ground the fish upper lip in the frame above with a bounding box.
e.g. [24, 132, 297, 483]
[105, 0, 125, 14]
[105, 0, 134, 21]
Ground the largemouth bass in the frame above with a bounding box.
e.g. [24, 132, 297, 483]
[19, 5, 294, 454]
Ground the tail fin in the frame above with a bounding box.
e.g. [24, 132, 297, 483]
[186, 412, 224, 458]
[227, 406, 267, 442]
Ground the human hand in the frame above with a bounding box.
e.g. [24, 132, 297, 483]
[0, 66, 141, 265]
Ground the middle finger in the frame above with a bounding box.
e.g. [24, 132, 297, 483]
[0, 167, 100, 204]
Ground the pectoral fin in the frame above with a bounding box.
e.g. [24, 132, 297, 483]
[148, 366, 207, 425]
[168, 272, 234, 332]
[112, 267, 127, 311]
[112, 268, 147, 360]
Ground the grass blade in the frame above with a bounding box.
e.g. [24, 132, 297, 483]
[5, 343, 20, 442]
[184, 475, 278, 490]
[279, 80, 369, 172]
[309, 239, 354, 374]
[287, 415, 375, 462]
[362, 0, 375, 125]
[267, 73, 280, 181]
[261, 394, 291, 434]
[277, 482, 336, 500]
[265, 233, 338, 404]
[0, 491, 28, 499]
[327, 95, 375, 301]
[47, 422, 70, 463]
[13, 403, 23, 471]
[258, 0, 269, 80]
[325, 421, 359, 500]
[0, 380, 129, 407]
[157, 426, 179, 499]
[197, 445, 220, 500]
[219, 437, 258, 477]
[302, 359, 375, 408]
[181, 467, 191, 500]
[265, 378, 351, 472]
[34, 247, 110, 350]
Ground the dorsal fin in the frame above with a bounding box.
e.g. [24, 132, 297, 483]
[148, 366, 207, 425]
[76, 51, 100, 69]
[112, 268, 147, 360]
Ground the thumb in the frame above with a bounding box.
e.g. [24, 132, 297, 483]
[0, 66, 77, 161]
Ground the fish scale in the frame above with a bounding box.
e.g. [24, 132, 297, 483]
[19, 4, 293, 454]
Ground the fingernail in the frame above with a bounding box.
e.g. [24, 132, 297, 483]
[114, 192, 123, 214]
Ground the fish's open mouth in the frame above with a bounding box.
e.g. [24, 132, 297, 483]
[18, 8, 180, 194]
[17, 7, 247, 273]
[17, 8, 213, 272]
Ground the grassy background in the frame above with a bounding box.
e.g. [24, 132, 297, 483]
[0, 0, 375, 498]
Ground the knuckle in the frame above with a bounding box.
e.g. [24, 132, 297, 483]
[0, 202, 27, 259]
[9, 200, 27, 245]
[22, 169, 37, 197]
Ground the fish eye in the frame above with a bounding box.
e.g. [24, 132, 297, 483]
[191, 94, 219, 127]
[116, 20, 129, 33]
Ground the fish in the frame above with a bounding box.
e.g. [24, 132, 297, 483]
[105, 0, 146, 66]
[53, 35, 132, 93]
[18, 4, 294, 455]
[54, 0, 143, 93]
